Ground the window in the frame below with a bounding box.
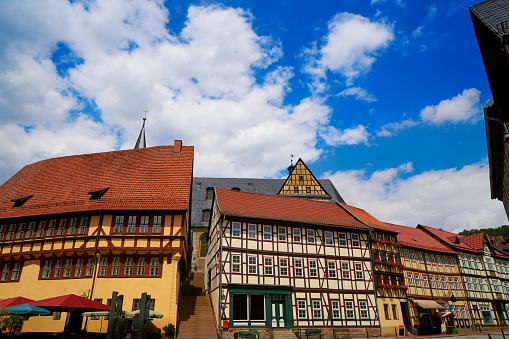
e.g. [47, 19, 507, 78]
[455, 278, 461, 290]
[294, 259, 303, 277]
[264, 257, 273, 275]
[127, 216, 136, 233]
[354, 262, 364, 279]
[78, 217, 88, 234]
[328, 261, 337, 278]
[430, 254, 436, 265]
[415, 274, 421, 287]
[341, 262, 350, 279]
[57, 219, 66, 235]
[140, 216, 149, 233]
[418, 252, 424, 263]
[124, 257, 134, 276]
[309, 259, 318, 277]
[403, 249, 408, 260]
[306, 187, 311, 193]
[293, 228, 301, 242]
[1, 263, 10, 281]
[16, 223, 25, 239]
[6, 224, 15, 240]
[263, 226, 272, 240]
[11, 263, 20, 280]
[152, 216, 162, 233]
[248, 256, 257, 275]
[232, 222, 241, 238]
[99, 257, 108, 276]
[294, 186, 298, 193]
[351, 234, 360, 247]
[392, 305, 398, 320]
[53, 312, 61, 320]
[297, 300, 307, 319]
[430, 276, 436, 288]
[278, 227, 286, 242]
[200, 234, 208, 257]
[306, 229, 315, 244]
[359, 300, 369, 319]
[384, 304, 390, 320]
[339, 233, 347, 246]
[114, 216, 124, 233]
[442, 277, 448, 289]
[324, 231, 333, 245]
[149, 257, 159, 276]
[408, 273, 414, 286]
[201, 210, 211, 223]
[54, 260, 62, 278]
[248, 224, 257, 239]
[47, 220, 56, 236]
[410, 250, 415, 261]
[137, 257, 146, 276]
[231, 254, 241, 273]
[85, 258, 94, 276]
[449, 256, 455, 266]
[423, 275, 429, 287]
[205, 187, 214, 200]
[280, 258, 289, 276]
[345, 301, 355, 319]
[111, 257, 120, 276]
[36, 221, 46, 237]
[425, 252, 430, 264]
[436, 276, 442, 289]
[132, 299, 140, 311]
[27, 222, 35, 238]
[0, 225, 5, 240]
[480, 305, 493, 325]
[63, 259, 73, 277]
[312, 300, 322, 319]
[42, 260, 51, 278]
[68, 218, 77, 235]
[331, 300, 341, 319]
[73, 258, 83, 277]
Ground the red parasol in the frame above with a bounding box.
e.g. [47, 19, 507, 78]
[32, 294, 110, 312]
[0, 297, 35, 308]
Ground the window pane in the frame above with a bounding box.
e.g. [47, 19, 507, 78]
[250, 295, 265, 321]
[232, 294, 248, 320]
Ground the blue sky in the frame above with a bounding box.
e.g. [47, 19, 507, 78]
[0, 0, 505, 232]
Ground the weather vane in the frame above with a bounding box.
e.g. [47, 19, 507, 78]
[143, 108, 148, 120]
[290, 154, 294, 166]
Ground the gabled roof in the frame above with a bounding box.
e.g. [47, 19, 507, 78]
[460, 233, 485, 252]
[214, 188, 369, 229]
[418, 225, 476, 252]
[277, 158, 331, 200]
[385, 223, 456, 254]
[338, 202, 397, 233]
[0, 144, 193, 219]
[471, 0, 509, 37]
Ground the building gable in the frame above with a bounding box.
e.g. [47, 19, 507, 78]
[277, 158, 331, 201]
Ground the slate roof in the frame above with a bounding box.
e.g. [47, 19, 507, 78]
[214, 188, 369, 229]
[0, 145, 193, 219]
[471, 0, 509, 37]
[385, 223, 456, 254]
[191, 177, 345, 227]
[338, 202, 397, 233]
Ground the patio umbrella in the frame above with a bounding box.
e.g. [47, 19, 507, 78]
[125, 309, 163, 319]
[0, 297, 35, 308]
[32, 294, 110, 312]
[7, 304, 51, 316]
[82, 311, 110, 317]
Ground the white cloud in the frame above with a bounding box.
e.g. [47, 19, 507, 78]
[420, 88, 482, 125]
[337, 87, 377, 103]
[324, 161, 508, 232]
[0, 1, 372, 183]
[412, 4, 438, 38]
[304, 12, 394, 89]
[376, 118, 419, 137]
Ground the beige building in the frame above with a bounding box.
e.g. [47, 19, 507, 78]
[0, 143, 193, 335]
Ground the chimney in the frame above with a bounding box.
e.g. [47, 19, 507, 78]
[173, 140, 182, 155]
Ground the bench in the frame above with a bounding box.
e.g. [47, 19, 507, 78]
[239, 330, 258, 338]
[333, 329, 352, 339]
[305, 328, 323, 339]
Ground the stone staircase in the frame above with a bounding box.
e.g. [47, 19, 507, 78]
[177, 272, 217, 339]
[272, 329, 298, 339]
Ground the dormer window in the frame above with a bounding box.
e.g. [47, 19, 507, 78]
[88, 187, 109, 201]
[11, 195, 33, 208]
[231, 187, 241, 192]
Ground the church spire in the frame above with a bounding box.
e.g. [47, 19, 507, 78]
[134, 108, 147, 149]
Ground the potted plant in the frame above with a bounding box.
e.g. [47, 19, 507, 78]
[163, 323, 176, 339]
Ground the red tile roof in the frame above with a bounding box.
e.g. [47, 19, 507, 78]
[385, 223, 456, 254]
[419, 225, 480, 252]
[0, 145, 193, 219]
[460, 233, 484, 251]
[486, 235, 509, 259]
[337, 203, 397, 233]
[215, 188, 370, 229]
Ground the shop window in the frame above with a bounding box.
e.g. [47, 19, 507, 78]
[232, 294, 248, 320]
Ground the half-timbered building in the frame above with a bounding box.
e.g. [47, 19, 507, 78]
[386, 224, 469, 335]
[419, 226, 509, 330]
[338, 204, 406, 337]
[0, 142, 193, 334]
[205, 188, 379, 338]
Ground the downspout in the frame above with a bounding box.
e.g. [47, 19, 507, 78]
[85, 210, 103, 332]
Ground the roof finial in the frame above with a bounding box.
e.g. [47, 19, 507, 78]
[287, 154, 295, 174]
[290, 154, 294, 166]
[134, 109, 147, 149]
